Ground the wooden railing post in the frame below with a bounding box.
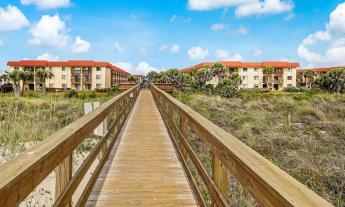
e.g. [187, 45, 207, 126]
[179, 118, 188, 159]
[55, 154, 72, 207]
[212, 155, 229, 207]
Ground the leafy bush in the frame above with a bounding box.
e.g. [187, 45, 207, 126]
[0, 82, 13, 93]
[241, 88, 269, 93]
[65, 90, 78, 98]
[215, 79, 239, 98]
[313, 69, 345, 93]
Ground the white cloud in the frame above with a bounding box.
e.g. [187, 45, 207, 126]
[21, 0, 71, 9]
[253, 49, 263, 57]
[160, 44, 180, 54]
[36, 52, 59, 61]
[29, 14, 90, 53]
[284, 12, 294, 21]
[114, 62, 134, 72]
[188, 0, 294, 17]
[71, 36, 90, 53]
[29, 14, 69, 48]
[114, 61, 159, 75]
[237, 25, 248, 35]
[115, 42, 127, 53]
[0, 5, 30, 31]
[188, 46, 209, 60]
[215, 49, 243, 61]
[211, 23, 224, 31]
[297, 3, 345, 66]
[136, 61, 158, 74]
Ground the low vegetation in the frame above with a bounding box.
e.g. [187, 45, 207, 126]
[0, 90, 115, 164]
[174, 91, 345, 206]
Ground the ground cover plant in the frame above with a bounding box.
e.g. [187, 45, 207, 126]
[174, 90, 345, 207]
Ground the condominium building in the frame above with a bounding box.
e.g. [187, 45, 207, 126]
[7, 60, 130, 91]
[181, 61, 300, 90]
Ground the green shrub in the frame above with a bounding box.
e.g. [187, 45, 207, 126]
[215, 79, 239, 98]
[65, 90, 78, 98]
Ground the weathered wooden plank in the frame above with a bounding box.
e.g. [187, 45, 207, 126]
[86, 90, 198, 207]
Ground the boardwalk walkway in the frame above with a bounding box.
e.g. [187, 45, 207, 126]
[86, 89, 198, 206]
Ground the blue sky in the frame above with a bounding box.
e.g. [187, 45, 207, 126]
[1, 0, 345, 74]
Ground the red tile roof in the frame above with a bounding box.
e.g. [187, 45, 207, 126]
[7, 60, 130, 75]
[180, 61, 300, 73]
[297, 66, 345, 73]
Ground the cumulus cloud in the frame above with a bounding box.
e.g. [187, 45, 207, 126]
[215, 49, 243, 61]
[29, 14, 91, 53]
[0, 5, 30, 31]
[21, 0, 71, 9]
[188, 0, 294, 17]
[36, 52, 59, 61]
[188, 46, 209, 60]
[29, 14, 69, 48]
[160, 44, 180, 54]
[71, 36, 90, 53]
[211, 23, 225, 31]
[297, 3, 345, 66]
[114, 61, 160, 75]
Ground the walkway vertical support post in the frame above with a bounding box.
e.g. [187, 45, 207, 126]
[212, 155, 229, 207]
[179, 117, 188, 159]
[55, 154, 72, 207]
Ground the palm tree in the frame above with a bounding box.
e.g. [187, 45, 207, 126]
[263, 67, 277, 89]
[8, 70, 25, 97]
[303, 70, 317, 89]
[35, 68, 54, 95]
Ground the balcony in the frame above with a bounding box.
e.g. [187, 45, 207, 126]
[71, 70, 81, 74]
[83, 77, 92, 84]
[71, 76, 81, 83]
[82, 70, 92, 75]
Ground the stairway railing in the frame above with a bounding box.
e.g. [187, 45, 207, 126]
[151, 84, 333, 207]
[0, 85, 140, 207]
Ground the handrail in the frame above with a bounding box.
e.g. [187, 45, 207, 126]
[150, 84, 334, 207]
[0, 85, 140, 207]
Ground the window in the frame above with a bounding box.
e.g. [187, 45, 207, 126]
[96, 84, 101, 89]
[254, 76, 259, 80]
[62, 75, 67, 80]
[274, 76, 279, 80]
[287, 76, 293, 80]
[254, 84, 259, 88]
[14, 67, 19, 70]
[242, 84, 247, 88]
[96, 75, 101, 80]
[49, 67, 53, 72]
[288, 68, 292, 72]
[62, 67, 66, 72]
[96, 67, 101, 71]
[242, 76, 247, 80]
[62, 84, 67, 89]
[288, 84, 293, 87]
[49, 84, 54, 88]
[254, 68, 259, 72]
[243, 68, 248, 72]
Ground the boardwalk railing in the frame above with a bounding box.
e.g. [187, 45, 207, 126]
[151, 84, 334, 207]
[0, 85, 140, 207]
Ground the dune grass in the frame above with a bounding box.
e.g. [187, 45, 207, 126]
[174, 91, 345, 207]
[0, 91, 114, 163]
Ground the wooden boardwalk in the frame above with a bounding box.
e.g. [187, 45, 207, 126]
[86, 89, 198, 207]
